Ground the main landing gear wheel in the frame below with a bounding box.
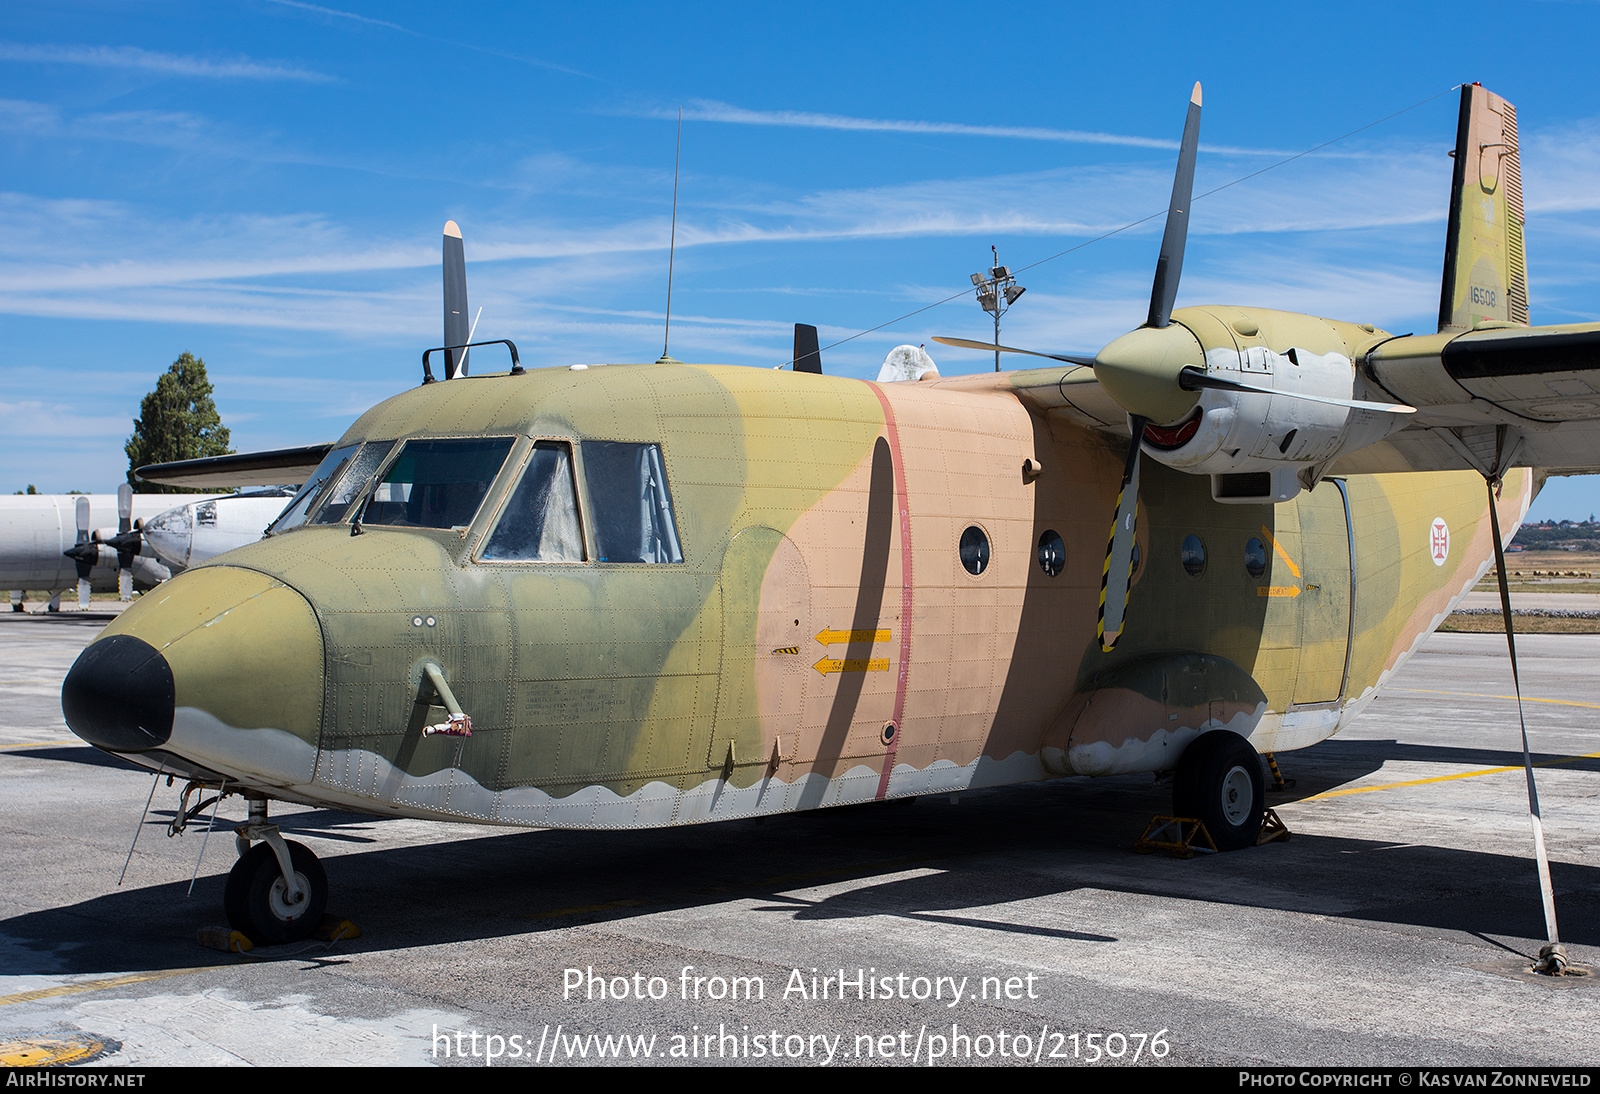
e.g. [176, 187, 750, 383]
[1173, 730, 1264, 851]
[224, 840, 327, 945]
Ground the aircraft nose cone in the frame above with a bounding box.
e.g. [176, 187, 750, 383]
[140, 506, 192, 569]
[62, 634, 175, 752]
[60, 565, 326, 781]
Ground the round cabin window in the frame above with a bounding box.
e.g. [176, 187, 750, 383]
[959, 526, 990, 576]
[1244, 537, 1267, 578]
[1037, 530, 1065, 577]
[1181, 533, 1206, 577]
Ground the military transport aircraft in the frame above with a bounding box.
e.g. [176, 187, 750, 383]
[60, 83, 1591, 946]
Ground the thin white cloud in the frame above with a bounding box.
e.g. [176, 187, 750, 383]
[644, 98, 1294, 157]
[0, 42, 331, 82]
[260, 0, 594, 79]
[259, 0, 406, 31]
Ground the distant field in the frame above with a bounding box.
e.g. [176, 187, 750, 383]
[1440, 615, 1600, 634]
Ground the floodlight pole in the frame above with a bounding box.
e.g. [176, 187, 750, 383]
[971, 245, 1024, 372]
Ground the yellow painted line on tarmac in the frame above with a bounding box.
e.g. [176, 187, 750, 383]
[0, 740, 82, 750]
[1395, 687, 1600, 710]
[0, 966, 230, 1008]
[1300, 749, 1600, 802]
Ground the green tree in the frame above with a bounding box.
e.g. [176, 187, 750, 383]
[125, 352, 232, 493]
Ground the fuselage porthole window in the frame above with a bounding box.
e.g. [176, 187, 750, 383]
[582, 441, 684, 563]
[480, 441, 586, 562]
[1245, 536, 1267, 578]
[959, 525, 991, 576]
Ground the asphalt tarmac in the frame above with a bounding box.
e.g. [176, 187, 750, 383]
[1, 613, 1595, 1067]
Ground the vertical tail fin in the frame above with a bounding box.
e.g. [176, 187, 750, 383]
[1438, 84, 1530, 332]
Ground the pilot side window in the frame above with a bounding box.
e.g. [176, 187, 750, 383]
[480, 442, 585, 562]
[268, 442, 359, 533]
[357, 437, 516, 531]
[310, 441, 396, 525]
[582, 441, 684, 563]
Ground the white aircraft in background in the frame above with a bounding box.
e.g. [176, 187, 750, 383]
[2, 486, 297, 611]
[1, 487, 190, 610]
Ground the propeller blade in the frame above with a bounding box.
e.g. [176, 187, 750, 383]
[794, 323, 822, 374]
[116, 483, 134, 601]
[1098, 417, 1147, 652]
[1178, 368, 1415, 414]
[1147, 82, 1202, 330]
[443, 221, 469, 379]
[932, 336, 1099, 368]
[75, 494, 92, 609]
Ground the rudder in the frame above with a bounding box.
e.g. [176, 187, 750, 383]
[1438, 84, 1530, 333]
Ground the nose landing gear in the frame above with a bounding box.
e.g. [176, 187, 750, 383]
[225, 795, 327, 945]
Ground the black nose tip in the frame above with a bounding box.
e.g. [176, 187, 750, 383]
[62, 635, 175, 752]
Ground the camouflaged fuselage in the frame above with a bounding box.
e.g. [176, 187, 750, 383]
[88, 360, 1531, 828]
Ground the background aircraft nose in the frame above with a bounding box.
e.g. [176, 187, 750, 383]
[62, 634, 175, 752]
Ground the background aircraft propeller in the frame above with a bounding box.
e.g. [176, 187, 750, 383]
[64, 496, 92, 610]
[113, 484, 134, 601]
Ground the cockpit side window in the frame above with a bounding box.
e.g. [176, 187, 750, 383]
[479, 442, 585, 562]
[582, 441, 684, 563]
[356, 437, 515, 531]
[268, 443, 360, 534]
[310, 440, 396, 525]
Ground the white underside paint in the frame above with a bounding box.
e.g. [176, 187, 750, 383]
[154, 707, 1049, 830]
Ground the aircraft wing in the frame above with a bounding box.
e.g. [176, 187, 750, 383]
[931, 366, 1138, 436]
[1329, 322, 1600, 477]
[960, 327, 1600, 481]
[137, 443, 334, 490]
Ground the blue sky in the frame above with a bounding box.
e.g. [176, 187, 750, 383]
[4, 1, 1600, 520]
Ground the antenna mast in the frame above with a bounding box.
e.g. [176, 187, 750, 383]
[658, 109, 682, 364]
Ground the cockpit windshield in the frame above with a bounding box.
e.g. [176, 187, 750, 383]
[267, 443, 360, 534]
[355, 437, 515, 531]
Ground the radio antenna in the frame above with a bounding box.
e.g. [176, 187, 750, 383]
[658, 108, 682, 364]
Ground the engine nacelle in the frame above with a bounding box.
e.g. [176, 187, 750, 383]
[1141, 345, 1409, 503]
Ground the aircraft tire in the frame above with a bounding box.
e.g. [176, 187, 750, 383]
[1173, 730, 1264, 852]
[224, 840, 327, 945]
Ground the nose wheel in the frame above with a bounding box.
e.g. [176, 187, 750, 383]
[224, 797, 327, 945]
[224, 841, 327, 944]
[1173, 730, 1265, 851]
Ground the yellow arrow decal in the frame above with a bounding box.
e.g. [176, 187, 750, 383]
[814, 657, 890, 676]
[814, 628, 891, 647]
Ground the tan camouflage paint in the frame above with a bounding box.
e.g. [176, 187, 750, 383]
[90, 351, 1533, 828]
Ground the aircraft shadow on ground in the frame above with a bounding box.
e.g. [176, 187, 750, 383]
[5, 762, 1594, 976]
[3, 744, 148, 772]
